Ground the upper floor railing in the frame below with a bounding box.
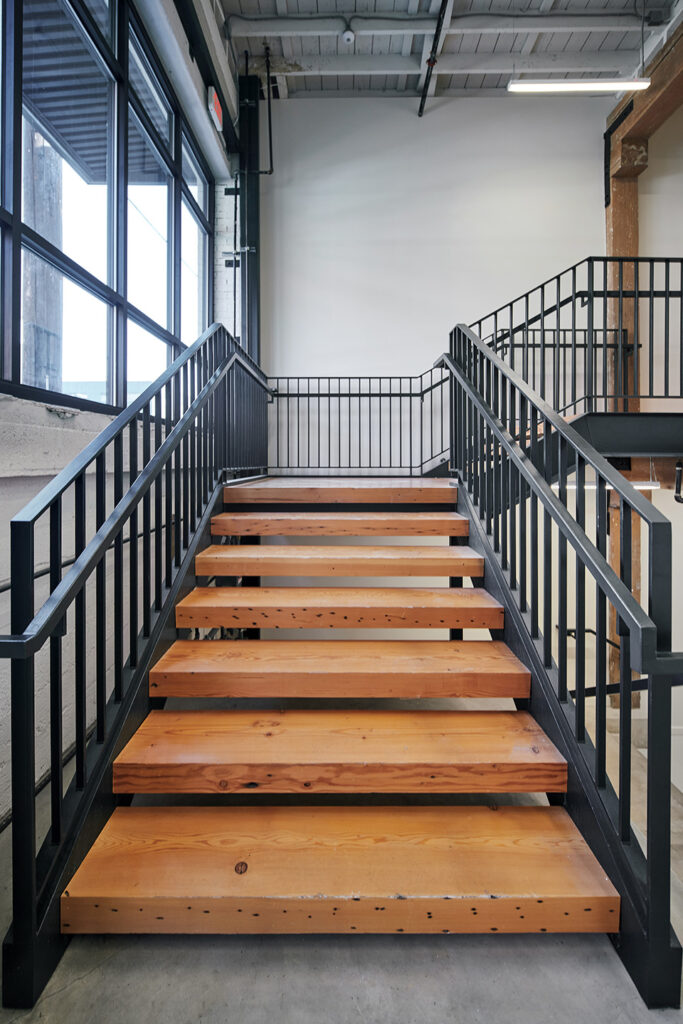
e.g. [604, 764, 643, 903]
[268, 370, 449, 476]
[0, 323, 269, 1008]
[470, 257, 683, 415]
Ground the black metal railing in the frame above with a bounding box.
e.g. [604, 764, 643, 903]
[0, 323, 268, 1008]
[267, 370, 450, 475]
[471, 258, 683, 415]
[440, 323, 683, 1007]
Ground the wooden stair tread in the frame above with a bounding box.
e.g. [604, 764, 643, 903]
[113, 709, 566, 794]
[175, 586, 504, 630]
[195, 544, 484, 578]
[224, 478, 458, 505]
[212, 511, 469, 537]
[149, 639, 531, 698]
[61, 805, 619, 934]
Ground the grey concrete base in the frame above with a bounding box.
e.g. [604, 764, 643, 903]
[2, 931, 682, 1024]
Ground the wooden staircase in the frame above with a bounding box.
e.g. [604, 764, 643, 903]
[61, 477, 619, 936]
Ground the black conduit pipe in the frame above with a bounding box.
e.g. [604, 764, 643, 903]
[418, 0, 451, 118]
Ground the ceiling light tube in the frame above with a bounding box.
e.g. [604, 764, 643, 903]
[507, 77, 650, 94]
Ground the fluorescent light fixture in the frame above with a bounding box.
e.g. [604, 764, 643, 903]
[507, 78, 651, 94]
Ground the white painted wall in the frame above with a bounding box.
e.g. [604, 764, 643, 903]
[260, 95, 611, 378]
[639, 104, 683, 258]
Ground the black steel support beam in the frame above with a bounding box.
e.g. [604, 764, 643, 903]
[572, 413, 683, 458]
[239, 75, 261, 365]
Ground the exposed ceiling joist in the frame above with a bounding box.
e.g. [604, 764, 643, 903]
[227, 12, 649, 38]
[249, 51, 641, 77]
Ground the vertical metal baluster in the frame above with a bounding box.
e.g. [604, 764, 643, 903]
[508, 386, 517, 589]
[114, 432, 124, 701]
[649, 260, 655, 397]
[595, 476, 608, 787]
[543, 418, 552, 667]
[154, 391, 163, 612]
[500, 379, 508, 570]
[182, 363, 189, 550]
[174, 370, 183, 547]
[539, 282, 546, 400]
[74, 473, 86, 787]
[95, 454, 106, 739]
[602, 262, 609, 411]
[129, 419, 138, 667]
[571, 266, 577, 412]
[165, 380, 173, 585]
[617, 261, 624, 410]
[142, 406, 151, 638]
[664, 260, 670, 398]
[519, 397, 527, 612]
[619, 499, 632, 842]
[633, 260, 640, 407]
[554, 275, 561, 410]
[574, 455, 586, 741]
[190, 358, 197, 529]
[49, 499, 63, 843]
[557, 436, 567, 701]
[530, 406, 539, 637]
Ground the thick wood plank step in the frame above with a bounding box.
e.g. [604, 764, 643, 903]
[61, 805, 619, 935]
[112, 709, 566, 794]
[175, 586, 504, 630]
[195, 544, 484, 578]
[224, 477, 458, 505]
[212, 511, 469, 537]
[149, 639, 531, 699]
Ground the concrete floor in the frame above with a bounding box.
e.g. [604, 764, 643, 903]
[0, 785, 682, 1024]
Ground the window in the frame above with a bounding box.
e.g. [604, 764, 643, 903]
[22, 0, 114, 282]
[181, 200, 208, 344]
[1, 0, 215, 411]
[127, 110, 172, 328]
[182, 140, 208, 215]
[129, 32, 173, 147]
[21, 248, 111, 403]
[81, 0, 114, 44]
[126, 319, 170, 404]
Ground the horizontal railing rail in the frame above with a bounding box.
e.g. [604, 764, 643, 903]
[267, 369, 450, 476]
[471, 257, 683, 416]
[1, 322, 269, 1008]
[441, 322, 683, 1007]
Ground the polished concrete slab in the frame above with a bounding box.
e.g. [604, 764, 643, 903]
[0, 781, 682, 1024]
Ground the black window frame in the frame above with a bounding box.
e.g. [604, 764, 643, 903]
[0, 0, 215, 414]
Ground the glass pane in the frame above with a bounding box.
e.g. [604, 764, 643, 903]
[127, 320, 170, 404]
[82, 0, 113, 43]
[181, 201, 207, 345]
[127, 110, 171, 327]
[182, 141, 208, 215]
[21, 248, 111, 403]
[129, 33, 172, 147]
[22, 0, 114, 283]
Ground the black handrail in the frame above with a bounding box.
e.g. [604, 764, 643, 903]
[441, 322, 683, 1007]
[1, 322, 269, 1008]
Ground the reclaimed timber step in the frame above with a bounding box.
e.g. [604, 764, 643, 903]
[211, 511, 469, 537]
[61, 805, 619, 935]
[175, 586, 504, 631]
[112, 709, 567, 794]
[195, 544, 484, 578]
[149, 639, 531, 699]
[224, 477, 458, 505]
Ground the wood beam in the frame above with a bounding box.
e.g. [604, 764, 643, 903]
[608, 20, 683, 145]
